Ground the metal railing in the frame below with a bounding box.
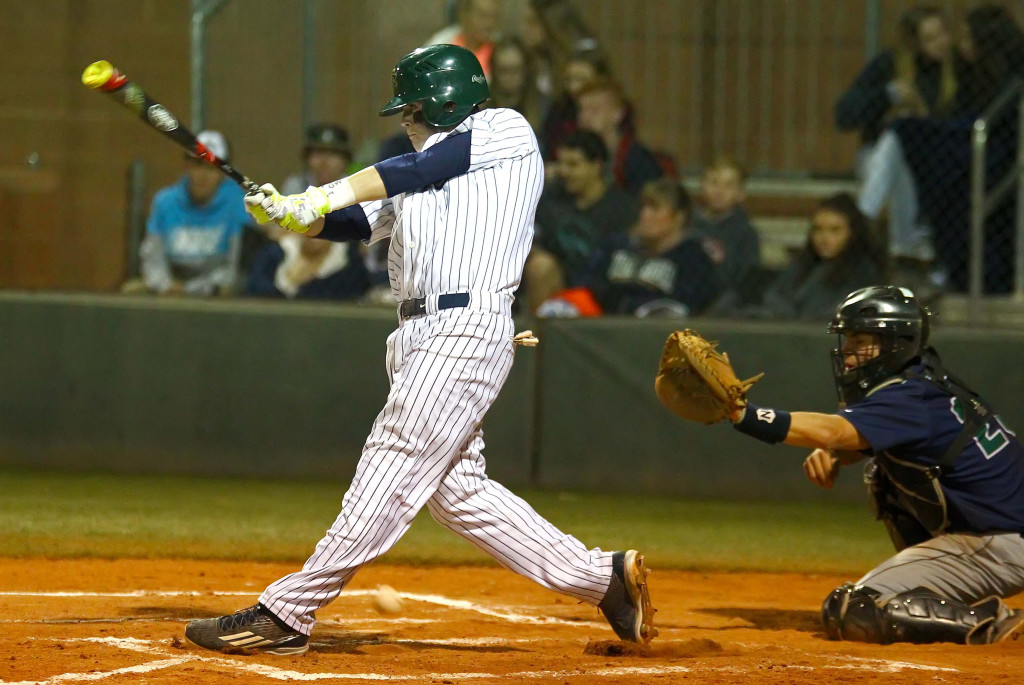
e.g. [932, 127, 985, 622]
[969, 79, 1024, 310]
[190, 0, 231, 132]
[191, 0, 318, 133]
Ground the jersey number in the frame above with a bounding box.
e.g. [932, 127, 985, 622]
[950, 397, 1016, 459]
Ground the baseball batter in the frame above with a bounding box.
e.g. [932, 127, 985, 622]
[696, 285, 1024, 645]
[184, 44, 654, 655]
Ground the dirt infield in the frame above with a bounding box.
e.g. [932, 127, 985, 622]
[1, 558, 1021, 684]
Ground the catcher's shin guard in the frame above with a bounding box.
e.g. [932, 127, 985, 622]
[822, 583, 1009, 644]
[598, 550, 657, 644]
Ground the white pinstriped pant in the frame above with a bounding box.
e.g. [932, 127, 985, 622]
[260, 308, 614, 635]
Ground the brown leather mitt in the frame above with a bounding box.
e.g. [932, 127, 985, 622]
[655, 329, 764, 424]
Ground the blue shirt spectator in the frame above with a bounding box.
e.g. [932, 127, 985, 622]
[139, 130, 249, 296]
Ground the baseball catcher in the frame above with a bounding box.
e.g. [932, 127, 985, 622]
[657, 286, 1024, 646]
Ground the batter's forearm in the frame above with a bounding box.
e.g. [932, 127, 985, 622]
[343, 167, 388, 203]
[319, 167, 388, 214]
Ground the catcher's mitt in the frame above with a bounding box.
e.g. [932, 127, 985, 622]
[655, 329, 764, 424]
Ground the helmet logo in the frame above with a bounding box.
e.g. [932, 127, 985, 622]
[472, 75, 486, 84]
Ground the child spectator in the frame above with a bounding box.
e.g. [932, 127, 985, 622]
[134, 130, 249, 296]
[690, 156, 761, 302]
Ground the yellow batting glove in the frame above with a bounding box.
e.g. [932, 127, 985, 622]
[276, 186, 330, 234]
[244, 183, 282, 225]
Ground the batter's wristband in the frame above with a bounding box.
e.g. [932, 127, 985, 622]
[732, 403, 791, 444]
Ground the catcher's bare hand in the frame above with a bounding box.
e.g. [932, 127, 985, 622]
[803, 448, 841, 489]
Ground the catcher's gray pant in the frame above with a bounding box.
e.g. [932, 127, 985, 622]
[259, 308, 614, 635]
[857, 532, 1024, 604]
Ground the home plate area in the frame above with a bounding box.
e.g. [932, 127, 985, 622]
[1, 559, 1020, 684]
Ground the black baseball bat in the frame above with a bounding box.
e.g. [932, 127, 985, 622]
[82, 60, 260, 193]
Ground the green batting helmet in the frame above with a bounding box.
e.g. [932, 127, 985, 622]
[379, 44, 490, 128]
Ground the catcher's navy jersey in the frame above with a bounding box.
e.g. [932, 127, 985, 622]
[842, 366, 1024, 534]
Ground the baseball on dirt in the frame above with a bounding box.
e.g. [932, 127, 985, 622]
[373, 584, 404, 615]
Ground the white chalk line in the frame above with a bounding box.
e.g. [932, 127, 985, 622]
[1, 592, 960, 682]
[0, 656, 192, 685]
[0, 589, 603, 628]
[0, 636, 958, 685]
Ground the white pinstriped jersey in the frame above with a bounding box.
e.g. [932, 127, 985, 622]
[358, 108, 544, 304]
[258, 107, 617, 637]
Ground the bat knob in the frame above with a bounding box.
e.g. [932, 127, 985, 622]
[82, 60, 116, 89]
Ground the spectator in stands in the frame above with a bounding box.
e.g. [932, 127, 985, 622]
[521, 3, 555, 99]
[238, 123, 363, 290]
[133, 130, 249, 297]
[539, 45, 612, 163]
[890, 3, 1024, 294]
[537, 179, 720, 318]
[752, 193, 884, 321]
[524, 130, 638, 313]
[425, 0, 500, 79]
[690, 156, 761, 304]
[522, 0, 599, 102]
[836, 5, 957, 167]
[838, 5, 957, 270]
[245, 231, 370, 302]
[488, 37, 550, 131]
[576, 78, 666, 197]
[580, 178, 723, 317]
[281, 124, 357, 195]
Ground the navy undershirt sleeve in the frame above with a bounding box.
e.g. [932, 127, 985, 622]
[318, 205, 371, 242]
[375, 132, 472, 196]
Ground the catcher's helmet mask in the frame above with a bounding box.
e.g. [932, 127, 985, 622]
[828, 285, 930, 406]
[380, 44, 490, 129]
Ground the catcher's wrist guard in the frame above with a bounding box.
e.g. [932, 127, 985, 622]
[733, 403, 791, 443]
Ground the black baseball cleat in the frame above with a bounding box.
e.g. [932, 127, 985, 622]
[598, 550, 657, 644]
[184, 603, 309, 655]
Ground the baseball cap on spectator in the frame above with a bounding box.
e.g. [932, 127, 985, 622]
[304, 124, 351, 157]
[188, 130, 231, 162]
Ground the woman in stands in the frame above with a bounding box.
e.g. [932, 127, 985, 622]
[890, 4, 1024, 294]
[754, 193, 885, 321]
[838, 5, 957, 291]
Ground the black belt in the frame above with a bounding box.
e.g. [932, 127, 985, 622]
[399, 292, 470, 319]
